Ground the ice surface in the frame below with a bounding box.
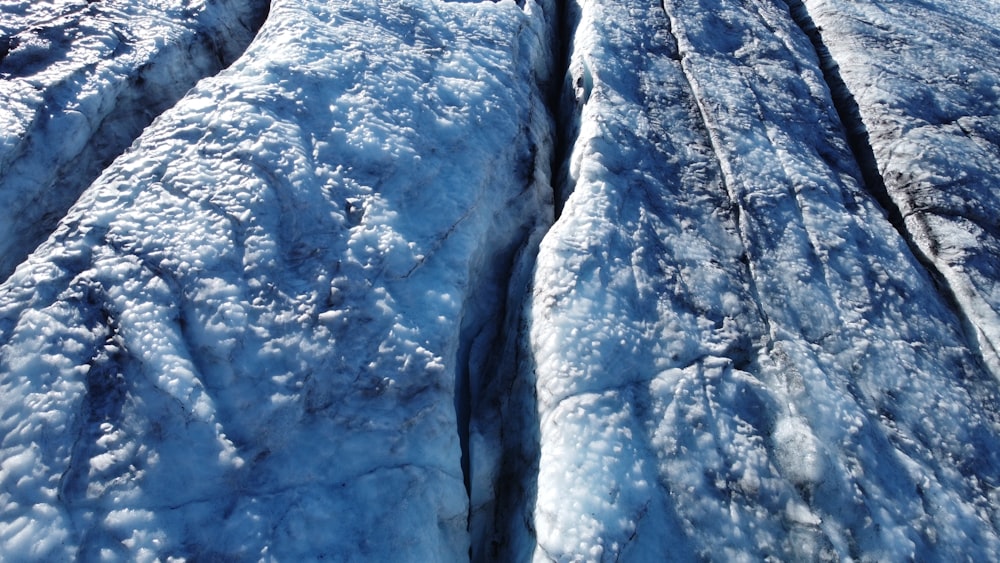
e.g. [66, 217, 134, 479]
[522, 0, 1000, 559]
[795, 0, 1000, 377]
[0, 0, 555, 559]
[0, 0, 269, 281]
[2, 0, 1000, 560]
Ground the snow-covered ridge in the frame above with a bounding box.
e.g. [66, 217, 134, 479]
[0, 0, 557, 559]
[0, 0, 269, 281]
[2, 0, 1000, 560]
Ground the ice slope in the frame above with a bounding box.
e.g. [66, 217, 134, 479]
[0, 0, 555, 559]
[522, 0, 1000, 560]
[792, 0, 1000, 378]
[0, 0, 269, 281]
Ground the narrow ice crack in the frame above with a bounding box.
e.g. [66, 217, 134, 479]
[464, 1, 567, 559]
[549, 0, 581, 214]
[657, 1, 778, 351]
[781, 0, 899, 227]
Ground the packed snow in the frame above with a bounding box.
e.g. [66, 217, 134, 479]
[1, 0, 1000, 560]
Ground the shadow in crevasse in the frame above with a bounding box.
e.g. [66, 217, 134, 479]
[781, 0, 999, 369]
[781, 0, 904, 241]
[471, 290, 542, 563]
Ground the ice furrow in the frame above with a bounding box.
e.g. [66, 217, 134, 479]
[659, 2, 779, 355]
[0, 0, 270, 282]
[780, 0, 995, 386]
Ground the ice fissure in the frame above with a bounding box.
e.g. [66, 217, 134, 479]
[659, 1, 779, 352]
[789, 0, 1000, 379]
[3, 0, 1000, 561]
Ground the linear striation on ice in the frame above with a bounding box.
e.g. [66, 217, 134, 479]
[523, 0, 1000, 560]
[794, 0, 1000, 379]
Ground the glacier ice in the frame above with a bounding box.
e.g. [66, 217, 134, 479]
[520, 0, 1000, 559]
[1, 0, 1000, 560]
[793, 0, 1000, 380]
[0, 0, 555, 559]
[0, 0, 269, 281]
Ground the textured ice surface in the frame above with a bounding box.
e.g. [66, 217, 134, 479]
[0, 0, 554, 559]
[524, 0, 1000, 559]
[796, 0, 1000, 377]
[0, 0, 268, 281]
[2, 0, 1000, 560]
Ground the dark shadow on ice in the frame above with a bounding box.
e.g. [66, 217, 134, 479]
[782, 0, 895, 225]
[548, 0, 580, 219]
[472, 292, 542, 563]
